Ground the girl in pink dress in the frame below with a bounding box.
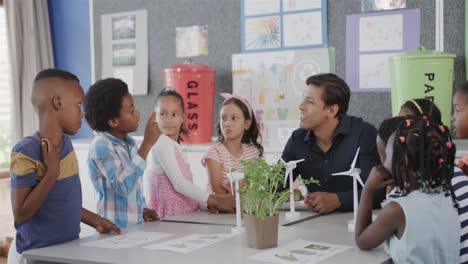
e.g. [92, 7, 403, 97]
[144, 89, 235, 218]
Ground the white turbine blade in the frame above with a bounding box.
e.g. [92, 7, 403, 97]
[354, 173, 365, 187]
[285, 168, 292, 183]
[229, 170, 234, 195]
[282, 159, 304, 183]
[280, 158, 287, 165]
[332, 171, 352, 176]
[287, 159, 305, 166]
[351, 147, 360, 169]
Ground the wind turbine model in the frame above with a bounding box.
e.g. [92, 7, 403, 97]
[331, 148, 363, 232]
[230, 171, 245, 234]
[281, 158, 305, 219]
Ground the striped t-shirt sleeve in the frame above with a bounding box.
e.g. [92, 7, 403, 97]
[451, 166, 468, 263]
[242, 144, 260, 160]
[10, 140, 39, 189]
[201, 145, 221, 166]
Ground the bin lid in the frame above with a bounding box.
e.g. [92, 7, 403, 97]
[390, 46, 456, 60]
[164, 63, 215, 73]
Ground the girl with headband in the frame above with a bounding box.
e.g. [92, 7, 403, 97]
[399, 98, 442, 123]
[202, 93, 264, 194]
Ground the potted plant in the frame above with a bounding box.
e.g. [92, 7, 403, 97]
[239, 158, 317, 249]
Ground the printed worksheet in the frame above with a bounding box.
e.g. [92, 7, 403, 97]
[249, 239, 351, 264]
[82, 231, 173, 249]
[143, 233, 235, 254]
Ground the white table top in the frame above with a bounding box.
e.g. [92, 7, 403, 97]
[23, 212, 390, 264]
[162, 210, 320, 227]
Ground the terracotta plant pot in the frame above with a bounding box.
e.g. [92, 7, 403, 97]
[244, 213, 279, 249]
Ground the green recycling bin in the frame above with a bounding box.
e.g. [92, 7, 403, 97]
[389, 46, 455, 125]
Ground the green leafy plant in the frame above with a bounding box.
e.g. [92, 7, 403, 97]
[240, 158, 319, 219]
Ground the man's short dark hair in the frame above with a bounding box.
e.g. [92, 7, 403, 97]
[84, 78, 129, 132]
[34, 68, 79, 83]
[306, 73, 350, 119]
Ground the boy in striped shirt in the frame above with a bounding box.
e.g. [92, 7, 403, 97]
[8, 69, 120, 263]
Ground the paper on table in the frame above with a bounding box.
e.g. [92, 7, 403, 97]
[249, 239, 351, 264]
[82, 231, 173, 249]
[143, 233, 234, 254]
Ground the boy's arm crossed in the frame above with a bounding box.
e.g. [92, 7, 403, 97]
[11, 139, 60, 224]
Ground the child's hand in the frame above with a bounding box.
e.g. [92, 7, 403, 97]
[207, 194, 236, 214]
[143, 112, 161, 146]
[364, 166, 393, 193]
[304, 192, 340, 213]
[143, 208, 160, 222]
[458, 155, 468, 175]
[139, 112, 161, 160]
[95, 217, 122, 234]
[40, 138, 61, 176]
[221, 182, 233, 194]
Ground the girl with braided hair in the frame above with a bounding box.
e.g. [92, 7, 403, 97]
[355, 116, 460, 264]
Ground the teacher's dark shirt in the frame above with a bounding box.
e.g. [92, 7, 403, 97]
[281, 115, 383, 211]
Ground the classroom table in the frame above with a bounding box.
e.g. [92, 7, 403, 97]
[162, 209, 320, 226]
[292, 211, 390, 263]
[23, 212, 390, 264]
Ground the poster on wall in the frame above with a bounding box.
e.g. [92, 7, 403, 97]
[232, 48, 335, 145]
[101, 10, 148, 95]
[361, 0, 406, 12]
[176, 25, 208, 58]
[241, 0, 327, 52]
[345, 9, 420, 92]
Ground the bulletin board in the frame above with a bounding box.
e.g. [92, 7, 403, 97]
[345, 9, 420, 92]
[241, 0, 328, 52]
[232, 48, 335, 144]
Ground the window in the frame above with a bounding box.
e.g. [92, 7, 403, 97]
[0, 6, 11, 169]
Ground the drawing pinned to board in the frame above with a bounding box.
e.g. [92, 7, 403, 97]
[359, 14, 403, 52]
[232, 48, 334, 145]
[362, 0, 406, 12]
[112, 42, 136, 67]
[283, 0, 321, 12]
[359, 52, 400, 89]
[176, 25, 208, 58]
[294, 60, 321, 96]
[346, 9, 420, 92]
[283, 12, 323, 47]
[112, 14, 136, 40]
[244, 0, 280, 16]
[245, 16, 281, 50]
[242, 0, 327, 52]
[102, 10, 148, 95]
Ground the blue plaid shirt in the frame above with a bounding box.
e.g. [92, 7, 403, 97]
[88, 132, 147, 228]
